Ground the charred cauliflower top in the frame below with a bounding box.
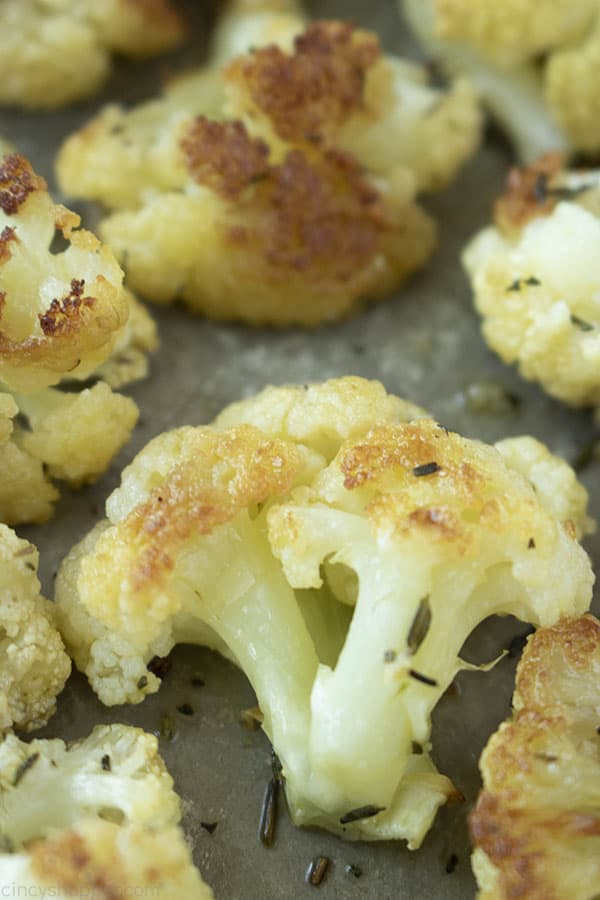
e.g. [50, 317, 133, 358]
[0, 724, 213, 898]
[54, 376, 594, 847]
[0, 524, 70, 734]
[56, 0, 481, 327]
[463, 154, 600, 412]
[403, 0, 600, 161]
[470, 614, 600, 900]
[0, 153, 157, 524]
[0, 0, 184, 109]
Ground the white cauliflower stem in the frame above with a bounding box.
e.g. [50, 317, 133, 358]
[55, 377, 594, 846]
[0, 724, 213, 898]
[0, 152, 157, 524]
[402, 0, 600, 161]
[0, 524, 70, 734]
[55, 0, 481, 327]
[470, 615, 600, 899]
[463, 154, 600, 413]
[0, 0, 185, 109]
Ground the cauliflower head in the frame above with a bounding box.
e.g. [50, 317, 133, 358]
[0, 153, 157, 524]
[0, 524, 70, 734]
[463, 155, 600, 412]
[54, 376, 594, 847]
[402, 0, 600, 161]
[470, 614, 600, 899]
[0, 723, 213, 898]
[55, 2, 482, 327]
[0, 0, 184, 109]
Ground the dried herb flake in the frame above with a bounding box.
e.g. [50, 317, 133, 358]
[13, 754, 39, 786]
[407, 595, 432, 654]
[340, 804, 385, 825]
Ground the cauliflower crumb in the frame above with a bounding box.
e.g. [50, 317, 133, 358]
[0, 152, 156, 524]
[55, 376, 594, 846]
[0, 724, 213, 898]
[463, 156, 600, 412]
[402, 0, 600, 160]
[470, 615, 600, 899]
[56, 1, 482, 327]
[0, 524, 70, 734]
[0, 0, 184, 109]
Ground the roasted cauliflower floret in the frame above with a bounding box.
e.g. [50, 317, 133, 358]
[470, 615, 600, 900]
[0, 153, 157, 524]
[54, 376, 594, 847]
[0, 524, 70, 734]
[402, 0, 600, 161]
[463, 155, 600, 412]
[0, 0, 184, 109]
[56, 2, 481, 326]
[0, 724, 213, 898]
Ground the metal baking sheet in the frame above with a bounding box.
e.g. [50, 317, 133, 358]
[3, 1, 599, 897]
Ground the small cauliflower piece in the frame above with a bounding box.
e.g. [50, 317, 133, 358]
[0, 153, 157, 524]
[0, 0, 184, 110]
[55, 376, 594, 846]
[0, 724, 213, 898]
[56, 2, 482, 326]
[463, 155, 600, 412]
[402, 0, 600, 161]
[470, 614, 600, 899]
[0, 524, 70, 734]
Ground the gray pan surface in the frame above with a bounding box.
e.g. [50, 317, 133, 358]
[2, 1, 599, 897]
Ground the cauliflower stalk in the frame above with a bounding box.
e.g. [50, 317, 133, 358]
[402, 0, 600, 161]
[0, 724, 213, 899]
[0, 153, 157, 524]
[470, 614, 600, 899]
[0, 0, 184, 109]
[55, 377, 594, 846]
[55, 0, 481, 327]
[463, 154, 600, 413]
[0, 524, 70, 734]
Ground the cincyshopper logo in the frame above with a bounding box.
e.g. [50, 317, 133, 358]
[1, 887, 163, 898]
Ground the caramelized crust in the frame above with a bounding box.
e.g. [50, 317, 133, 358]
[31, 831, 125, 900]
[38, 279, 96, 337]
[181, 117, 270, 199]
[182, 117, 389, 279]
[0, 155, 44, 216]
[494, 152, 565, 235]
[225, 21, 380, 143]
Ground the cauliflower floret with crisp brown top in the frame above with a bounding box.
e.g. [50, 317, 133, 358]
[56, 2, 482, 327]
[470, 614, 600, 900]
[0, 0, 185, 109]
[0, 153, 157, 524]
[0, 524, 70, 734]
[0, 724, 213, 898]
[55, 376, 594, 847]
[402, 0, 600, 161]
[463, 155, 600, 412]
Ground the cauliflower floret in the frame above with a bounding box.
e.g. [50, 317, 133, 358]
[0, 524, 70, 734]
[470, 615, 600, 899]
[0, 724, 213, 898]
[0, 153, 157, 523]
[55, 2, 482, 327]
[402, 0, 600, 161]
[54, 376, 594, 847]
[0, 0, 184, 109]
[463, 155, 600, 412]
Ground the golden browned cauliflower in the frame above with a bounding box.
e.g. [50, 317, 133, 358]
[56, 1, 482, 327]
[402, 0, 600, 161]
[0, 523, 70, 734]
[0, 153, 157, 524]
[470, 614, 600, 900]
[0, 724, 213, 898]
[463, 155, 600, 412]
[54, 376, 593, 847]
[0, 0, 185, 109]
